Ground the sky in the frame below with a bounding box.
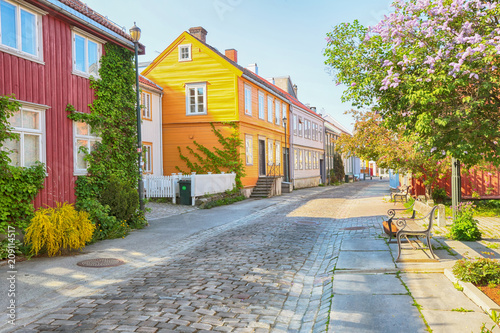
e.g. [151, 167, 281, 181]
[82, 0, 395, 131]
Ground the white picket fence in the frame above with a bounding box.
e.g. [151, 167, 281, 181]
[143, 172, 236, 205]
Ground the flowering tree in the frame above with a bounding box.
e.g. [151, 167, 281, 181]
[336, 108, 450, 197]
[325, 0, 500, 166]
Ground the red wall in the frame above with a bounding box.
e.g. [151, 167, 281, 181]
[0, 13, 95, 208]
[411, 166, 500, 199]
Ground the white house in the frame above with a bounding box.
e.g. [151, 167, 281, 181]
[139, 75, 163, 176]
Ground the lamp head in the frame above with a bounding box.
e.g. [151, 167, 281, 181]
[130, 22, 141, 43]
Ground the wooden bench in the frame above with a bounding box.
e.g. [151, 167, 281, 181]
[384, 202, 416, 242]
[394, 206, 438, 261]
[391, 185, 411, 203]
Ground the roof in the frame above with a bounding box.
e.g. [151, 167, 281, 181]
[323, 114, 352, 135]
[187, 32, 290, 102]
[139, 75, 163, 92]
[41, 0, 145, 54]
[268, 81, 323, 119]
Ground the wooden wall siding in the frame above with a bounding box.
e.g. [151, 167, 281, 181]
[411, 166, 500, 199]
[0, 13, 95, 208]
[145, 36, 238, 125]
[162, 123, 235, 175]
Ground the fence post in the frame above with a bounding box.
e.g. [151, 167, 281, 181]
[191, 172, 196, 206]
[172, 173, 177, 204]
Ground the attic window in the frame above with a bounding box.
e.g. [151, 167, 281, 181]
[179, 44, 191, 61]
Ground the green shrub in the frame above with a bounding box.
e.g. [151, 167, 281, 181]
[450, 201, 481, 241]
[201, 195, 245, 209]
[99, 175, 139, 222]
[432, 187, 447, 203]
[453, 258, 500, 285]
[76, 198, 129, 240]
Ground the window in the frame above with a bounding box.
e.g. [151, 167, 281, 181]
[299, 149, 303, 169]
[141, 91, 152, 120]
[245, 135, 253, 165]
[244, 84, 252, 115]
[319, 126, 323, 142]
[0, 0, 43, 61]
[258, 91, 264, 119]
[308, 151, 312, 169]
[267, 96, 273, 122]
[294, 149, 298, 170]
[74, 121, 100, 174]
[178, 44, 191, 61]
[305, 120, 311, 139]
[72, 29, 102, 77]
[5, 106, 45, 167]
[282, 104, 286, 126]
[275, 141, 281, 166]
[268, 139, 273, 165]
[185, 82, 207, 115]
[142, 142, 152, 174]
[293, 115, 297, 135]
[275, 100, 280, 125]
[312, 123, 317, 141]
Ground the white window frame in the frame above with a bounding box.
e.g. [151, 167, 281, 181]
[178, 44, 191, 62]
[275, 100, 280, 125]
[275, 141, 281, 166]
[267, 96, 273, 123]
[141, 91, 152, 120]
[5, 103, 47, 167]
[142, 142, 152, 174]
[244, 84, 252, 115]
[73, 121, 100, 175]
[0, 0, 45, 63]
[319, 126, 323, 142]
[268, 139, 273, 165]
[245, 134, 253, 165]
[299, 149, 303, 170]
[71, 28, 103, 78]
[282, 104, 286, 126]
[298, 117, 303, 137]
[185, 82, 207, 115]
[258, 91, 265, 120]
[293, 115, 297, 136]
[294, 149, 298, 170]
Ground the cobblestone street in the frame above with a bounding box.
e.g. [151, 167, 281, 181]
[8, 181, 398, 332]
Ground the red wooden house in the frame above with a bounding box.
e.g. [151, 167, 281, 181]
[0, 0, 145, 208]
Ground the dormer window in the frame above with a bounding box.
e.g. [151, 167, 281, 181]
[178, 44, 191, 61]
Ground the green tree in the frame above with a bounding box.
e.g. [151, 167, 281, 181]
[324, 0, 500, 166]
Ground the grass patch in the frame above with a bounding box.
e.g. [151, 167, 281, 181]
[452, 307, 473, 312]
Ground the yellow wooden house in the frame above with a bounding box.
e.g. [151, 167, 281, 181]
[142, 27, 290, 195]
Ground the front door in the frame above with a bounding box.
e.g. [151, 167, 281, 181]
[258, 140, 266, 176]
[283, 148, 289, 182]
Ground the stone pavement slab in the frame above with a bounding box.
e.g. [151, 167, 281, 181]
[421, 310, 499, 333]
[340, 239, 389, 251]
[329, 294, 426, 333]
[336, 249, 396, 271]
[332, 273, 407, 295]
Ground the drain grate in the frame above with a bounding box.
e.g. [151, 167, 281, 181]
[341, 226, 368, 230]
[77, 258, 125, 268]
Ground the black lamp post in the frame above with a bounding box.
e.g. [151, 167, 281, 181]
[283, 116, 288, 182]
[130, 22, 144, 211]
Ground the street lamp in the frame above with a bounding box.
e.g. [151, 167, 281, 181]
[283, 116, 288, 182]
[130, 22, 144, 212]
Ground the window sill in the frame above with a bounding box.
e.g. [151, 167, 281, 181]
[73, 171, 88, 176]
[72, 71, 100, 80]
[0, 46, 44, 65]
[185, 112, 208, 116]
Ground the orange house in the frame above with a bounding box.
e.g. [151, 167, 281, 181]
[142, 27, 290, 195]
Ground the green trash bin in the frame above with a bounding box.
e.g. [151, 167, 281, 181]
[178, 179, 191, 205]
[345, 175, 349, 183]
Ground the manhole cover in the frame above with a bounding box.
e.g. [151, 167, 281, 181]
[341, 226, 368, 230]
[76, 258, 125, 268]
[294, 221, 320, 226]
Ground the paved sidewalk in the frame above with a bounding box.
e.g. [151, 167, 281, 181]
[2, 179, 499, 332]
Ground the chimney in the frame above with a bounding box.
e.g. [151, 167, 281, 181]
[225, 49, 238, 63]
[293, 84, 298, 98]
[246, 63, 258, 75]
[188, 26, 207, 43]
[310, 107, 317, 112]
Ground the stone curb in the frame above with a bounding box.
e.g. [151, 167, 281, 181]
[444, 268, 500, 316]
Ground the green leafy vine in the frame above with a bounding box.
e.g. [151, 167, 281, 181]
[176, 122, 245, 188]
